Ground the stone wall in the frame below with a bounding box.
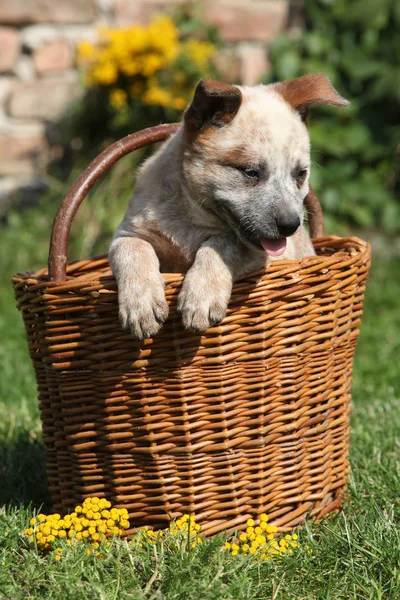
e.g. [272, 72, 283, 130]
[0, 0, 289, 205]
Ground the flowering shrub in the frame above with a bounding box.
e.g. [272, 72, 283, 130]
[23, 500, 309, 565]
[76, 15, 217, 121]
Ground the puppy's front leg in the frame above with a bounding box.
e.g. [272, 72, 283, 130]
[109, 236, 168, 339]
[178, 235, 261, 332]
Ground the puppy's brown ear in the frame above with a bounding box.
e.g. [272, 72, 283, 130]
[184, 79, 242, 132]
[273, 73, 349, 121]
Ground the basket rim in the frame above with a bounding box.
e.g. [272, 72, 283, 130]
[13, 235, 371, 288]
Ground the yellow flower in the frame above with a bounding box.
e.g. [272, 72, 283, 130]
[147, 16, 179, 61]
[256, 535, 266, 545]
[173, 97, 187, 111]
[109, 88, 127, 109]
[141, 53, 166, 77]
[182, 39, 215, 70]
[76, 41, 96, 63]
[143, 85, 173, 107]
[91, 61, 118, 86]
[247, 519, 255, 527]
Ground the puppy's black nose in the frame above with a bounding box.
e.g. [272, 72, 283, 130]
[275, 215, 301, 237]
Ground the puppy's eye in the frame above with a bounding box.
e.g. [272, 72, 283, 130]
[244, 169, 260, 179]
[294, 168, 308, 187]
[230, 165, 260, 182]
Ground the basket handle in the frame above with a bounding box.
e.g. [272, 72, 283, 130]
[48, 123, 324, 282]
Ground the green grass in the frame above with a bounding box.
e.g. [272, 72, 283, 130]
[0, 172, 399, 598]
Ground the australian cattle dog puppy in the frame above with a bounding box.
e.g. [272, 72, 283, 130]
[109, 74, 348, 339]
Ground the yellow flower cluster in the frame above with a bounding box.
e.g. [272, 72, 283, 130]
[24, 505, 307, 564]
[24, 497, 130, 557]
[137, 514, 203, 549]
[224, 514, 300, 562]
[76, 15, 216, 112]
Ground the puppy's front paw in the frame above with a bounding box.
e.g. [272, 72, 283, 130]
[118, 275, 168, 339]
[177, 274, 231, 333]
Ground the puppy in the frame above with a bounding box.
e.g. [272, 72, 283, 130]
[109, 74, 348, 339]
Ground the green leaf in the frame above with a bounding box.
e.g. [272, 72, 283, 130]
[275, 50, 302, 81]
[382, 200, 400, 233]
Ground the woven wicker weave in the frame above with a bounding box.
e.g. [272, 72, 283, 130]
[13, 124, 371, 535]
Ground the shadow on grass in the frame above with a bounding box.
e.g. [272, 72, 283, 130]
[0, 431, 51, 511]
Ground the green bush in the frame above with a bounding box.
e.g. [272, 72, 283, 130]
[266, 0, 400, 233]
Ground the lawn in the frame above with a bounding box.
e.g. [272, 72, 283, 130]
[0, 173, 399, 598]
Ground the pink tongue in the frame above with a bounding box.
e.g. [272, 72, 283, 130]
[260, 237, 287, 256]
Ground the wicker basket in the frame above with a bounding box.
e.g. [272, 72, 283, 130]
[13, 124, 371, 535]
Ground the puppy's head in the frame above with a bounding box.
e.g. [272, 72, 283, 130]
[182, 74, 348, 255]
